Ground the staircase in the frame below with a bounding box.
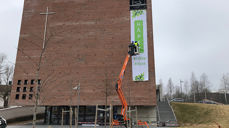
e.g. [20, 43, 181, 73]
[157, 99, 178, 127]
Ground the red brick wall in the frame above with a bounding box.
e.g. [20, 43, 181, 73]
[9, 0, 156, 106]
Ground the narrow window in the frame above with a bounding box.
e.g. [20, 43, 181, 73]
[23, 87, 27, 92]
[16, 87, 20, 92]
[31, 79, 35, 85]
[38, 79, 41, 85]
[15, 94, 20, 100]
[17, 80, 21, 85]
[29, 94, 33, 100]
[22, 94, 26, 100]
[30, 87, 33, 92]
[9, 81, 12, 85]
[24, 80, 28, 85]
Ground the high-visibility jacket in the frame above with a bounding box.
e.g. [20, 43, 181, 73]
[134, 42, 138, 46]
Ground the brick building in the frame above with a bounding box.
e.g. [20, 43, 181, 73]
[9, 0, 156, 124]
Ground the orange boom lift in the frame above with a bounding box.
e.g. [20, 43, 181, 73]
[113, 42, 149, 128]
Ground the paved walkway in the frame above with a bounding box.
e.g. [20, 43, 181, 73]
[0, 106, 45, 120]
[8, 125, 172, 128]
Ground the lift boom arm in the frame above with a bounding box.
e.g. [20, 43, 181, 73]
[115, 42, 139, 122]
[114, 43, 149, 128]
[115, 54, 130, 121]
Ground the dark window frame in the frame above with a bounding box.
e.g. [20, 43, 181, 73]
[24, 80, 28, 85]
[23, 87, 27, 92]
[17, 80, 22, 85]
[15, 94, 20, 100]
[16, 87, 21, 92]
[29, 94, 33, 100]
[38, 79, 41, 85]
[130, 0, 147, 10]
[22, 94, 26, 100]
[30, 87, 33, 92]
[31, 79, 35, 85]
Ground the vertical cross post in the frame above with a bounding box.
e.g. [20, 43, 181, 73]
[32, 7, 55, 128]
[40, 7, 56, 49]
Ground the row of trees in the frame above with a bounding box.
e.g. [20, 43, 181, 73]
[0, 54, 14, 85]
[0, 54, 14, 108]
[162, 72, 229, 103]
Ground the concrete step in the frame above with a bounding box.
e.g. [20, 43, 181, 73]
[157, 100, 177, 124]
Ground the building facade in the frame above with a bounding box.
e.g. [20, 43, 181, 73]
[10, 0, 156, 124]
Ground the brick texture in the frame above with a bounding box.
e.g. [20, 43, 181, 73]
[9, 0, 156, 106]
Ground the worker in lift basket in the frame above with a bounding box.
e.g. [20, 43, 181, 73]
[133, 41, 139, 53]
[134, 41, 139, 47]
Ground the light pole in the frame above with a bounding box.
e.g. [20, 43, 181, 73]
[180, 80, 183, 98]
[73, 83, 80, 128]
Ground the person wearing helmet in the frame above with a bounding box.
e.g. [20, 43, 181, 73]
[134, 41, 139, 47]
[134, 41, 139, 53]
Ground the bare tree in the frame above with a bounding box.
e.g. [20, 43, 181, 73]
[15, 16, 54, 128]
[0, 54, 7, 84]
[183, 81, 189, 101]
[199, 73, 210, 99]
[0, 54, 14, 108]
[0, 54, 6, 66]
[3, 65, 14, 84]
[158, 79, 164, 101]
[183, 81, 189, 95]
[0, 85, 11, 108]
[173, 85, 181, 98]
[167, 78, 174, 99]
[190, 72, 199, 102]
[221, 73, 229, 104]
[159, 79, 164, 97]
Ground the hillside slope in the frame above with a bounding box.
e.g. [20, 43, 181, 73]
[171, 102, 229, 128]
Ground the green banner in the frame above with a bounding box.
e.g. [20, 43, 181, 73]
[134, 20, 144, 53]
[131, 10, 149, 81]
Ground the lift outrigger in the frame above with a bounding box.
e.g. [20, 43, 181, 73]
[113, 41, 149, 128]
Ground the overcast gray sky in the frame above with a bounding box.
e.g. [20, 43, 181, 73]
[0, 0, 229, 91]
[152, 0, 229, 91]
[0, 0, 23, 63]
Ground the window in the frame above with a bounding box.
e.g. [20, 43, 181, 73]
[23, 87, 27, 92]
[30, 87, 33, 92]
[15, 94, 20, 100]
[22, 94, 26, 100]
[130, 0, 147, 10]
[31, 79, 35, 85]
[24, 80, 28, 85]
[16, 87, 20, 92]
[17, 80, 21, 85]
[9, 81, 12, 85]
[29, 94, 33, 100]
[38, 79, 41, 85]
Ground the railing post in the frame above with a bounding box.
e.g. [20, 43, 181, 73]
[94, 104, 98, 128]
[61, 109, 64, 128]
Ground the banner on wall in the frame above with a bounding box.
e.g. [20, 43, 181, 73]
[131, 10, 149, 81]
